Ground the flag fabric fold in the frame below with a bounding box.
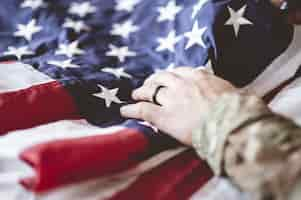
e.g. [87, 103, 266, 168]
[0, 0, 301, 199]
[20, 128, 149, 192]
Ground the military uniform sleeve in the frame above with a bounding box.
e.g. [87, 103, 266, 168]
[192, 93, 301, 200]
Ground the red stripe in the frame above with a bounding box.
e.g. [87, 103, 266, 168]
[109, 150, 213, 200]
[0, 61, 15, 64]
[20, 128, 149, 192]
[171, 163, 213, 200]
[0, 81, 80, 134]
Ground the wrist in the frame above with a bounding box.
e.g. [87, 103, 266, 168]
[192, 92, 271, 175]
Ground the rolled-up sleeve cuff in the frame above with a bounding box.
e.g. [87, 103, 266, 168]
[192, 93, 271, 175]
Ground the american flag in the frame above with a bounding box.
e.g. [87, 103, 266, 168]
[0, 0, 300, 199]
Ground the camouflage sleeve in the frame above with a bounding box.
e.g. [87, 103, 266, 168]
[192, 93, 301, 200]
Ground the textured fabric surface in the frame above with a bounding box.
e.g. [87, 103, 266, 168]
[0, 0, 301, 199]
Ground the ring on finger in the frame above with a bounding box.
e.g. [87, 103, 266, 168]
[152, 85, 166, 106]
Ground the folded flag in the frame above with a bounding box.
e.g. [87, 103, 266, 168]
[0, 0, 300, 198]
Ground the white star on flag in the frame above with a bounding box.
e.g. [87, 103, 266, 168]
[68, 2, 97, 18]
[139, 121, 159, 133]
[93, 85, 124, 108]
[106, 44, 137, 63]
[225, 5, 253, 37]
[47, 59, 80, 69]
[55, 41, 85, 58]
[3, 46, 34, 60]
[157, 0, 183, 22]
[102, 67, 133, 79]
[191, 0, 209, 19]
[21, 0, 46, 10]
[115, 0, 141, 12]
[63, 18, 90, 33]
[14, 19, 42, 42]
[184, 21, 207, 49]
[156, 30, 182, 53]
[111, 20, 139, 39]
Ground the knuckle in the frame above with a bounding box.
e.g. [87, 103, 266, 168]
[135, 86, 152, 100]
[132, 88, 140, 97]
[197, 70, 205, 77]
[157, 71, 173, 80]
[133, 88, 144, 100]
[198, 69, 210, 77]
[196, 70, 209, 82]
[145, 74, 157, 84]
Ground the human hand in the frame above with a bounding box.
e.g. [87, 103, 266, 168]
[120, 67, 237, 146]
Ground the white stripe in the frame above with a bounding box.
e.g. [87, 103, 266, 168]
[0, 119, 124, 158]
[0, 185, 34, 200]
[0, 146, 184, 200]
[0, 172, 31, 184]
[244, 25, 301, 97]
[0, 157, 34, 179]
[269, 76, 301, 125]
[0, 62, 53, 93]
[0, 119, 127, 199]
[190, 177, 250, 200]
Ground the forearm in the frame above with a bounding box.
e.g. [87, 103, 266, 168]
[192, 93, 301, 199]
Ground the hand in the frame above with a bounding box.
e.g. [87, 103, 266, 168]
[120, 67, 237, 146]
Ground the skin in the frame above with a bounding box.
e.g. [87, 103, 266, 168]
[120, 68, 237, 146]
[120, 1, 301, 147]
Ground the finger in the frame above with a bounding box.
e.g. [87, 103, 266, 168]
[144, 71, 183, 88]
[132, 85, 173, 106]
[120, 102, 162, 124]
[132, 71, 183, 103]
[152, 86, 169, 105]
[132, 82, 160, 102]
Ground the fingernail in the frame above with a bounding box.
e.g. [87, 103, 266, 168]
[120, 106, 127, 115]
